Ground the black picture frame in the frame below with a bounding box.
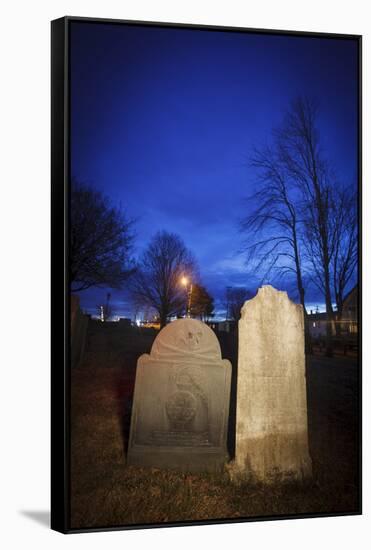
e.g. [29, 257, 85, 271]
[51, 16, 362, 534]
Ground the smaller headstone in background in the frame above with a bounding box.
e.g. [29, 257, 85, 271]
[70, 294, 89, 369]
[118, 317, 132, 329]
[127, 318, 231, 472]
[231, 285, 312, 483]
[70, 294, 80, 332]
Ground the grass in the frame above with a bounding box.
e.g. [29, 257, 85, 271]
[70, 322, 360, 530]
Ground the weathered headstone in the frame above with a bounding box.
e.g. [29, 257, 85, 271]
[231, 285, 312, 482]
[70, 294, 88, 369]
[127, 318, 231, 472]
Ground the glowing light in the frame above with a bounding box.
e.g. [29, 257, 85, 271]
[181, 276, 188, 286]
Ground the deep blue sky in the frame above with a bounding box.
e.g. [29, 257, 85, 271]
[70, 21, 358, 319]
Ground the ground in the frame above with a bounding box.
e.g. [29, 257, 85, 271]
[70, 321, 360, 530]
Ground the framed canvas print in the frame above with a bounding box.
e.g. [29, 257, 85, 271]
[51, 16, 362, 533]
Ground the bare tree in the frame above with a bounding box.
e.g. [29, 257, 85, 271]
[331, 186, 358, 323]
[276, 97, 336, 354]
[240, 146, 307, 312]
[225, 286, 253, 323]
[241, 98, 358, 355]
[71, 181, 135, 292]
[130, 231, 197, 328]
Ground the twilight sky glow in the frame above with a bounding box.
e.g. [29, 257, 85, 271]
[70, 21, 358, 319]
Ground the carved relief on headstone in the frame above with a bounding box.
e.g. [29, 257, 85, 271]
[127, 319, 232, 472]
[231, 285, 312, 483]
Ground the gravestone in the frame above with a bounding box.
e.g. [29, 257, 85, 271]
[127, 318, 232, 472]
[231, 285, 312, 482]
[70, 294, 88, 369]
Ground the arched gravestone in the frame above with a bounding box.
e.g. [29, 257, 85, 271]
[231, 285, 312, 482]
[127, 319, 232, 472]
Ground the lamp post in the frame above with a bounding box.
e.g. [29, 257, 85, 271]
[181, 276, 193, 318]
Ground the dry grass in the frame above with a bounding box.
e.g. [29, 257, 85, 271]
[70, 322, 360, 530]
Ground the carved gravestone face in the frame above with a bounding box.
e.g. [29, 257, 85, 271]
[127, 319, 231, 472]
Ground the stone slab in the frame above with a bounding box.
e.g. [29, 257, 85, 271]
[127, 319, 231, 472]
[232, 285, 312, 482]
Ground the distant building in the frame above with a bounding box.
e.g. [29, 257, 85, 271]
[340, 285, 358, 334]
[307, 284, 358, 339]
[307, 312, 328, 339]
[140, 321, 161, 330]
[208, 320, 234, 333]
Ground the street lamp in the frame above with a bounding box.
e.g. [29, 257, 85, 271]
[181, 276, 193, 318]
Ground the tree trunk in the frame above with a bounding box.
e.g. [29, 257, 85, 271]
[334, 303, 343, 337]
[324, 269, 334, 357]
[293, 231, 310, 354]
[159, 313, 167, 329]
